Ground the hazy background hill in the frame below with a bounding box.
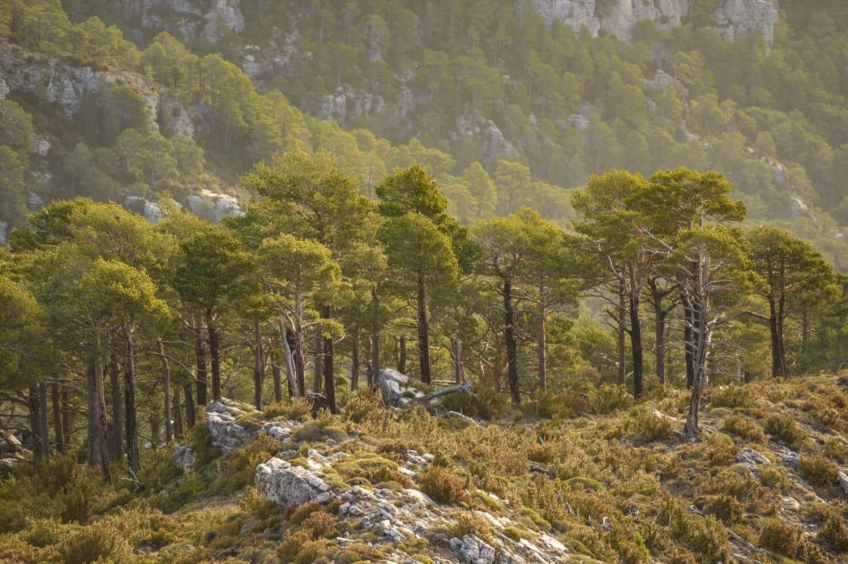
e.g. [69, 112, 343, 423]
[5, 0, 848, 267]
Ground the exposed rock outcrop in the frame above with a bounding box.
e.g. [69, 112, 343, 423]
[186, 189, 244, 223]
[532, 0, 779, 45]
[0, 429, 25, 474]
[118, 0, 244, 43]
[0, 45, 160, 121]
[255, 458, 336, 506]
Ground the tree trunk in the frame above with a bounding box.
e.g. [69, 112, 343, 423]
[417, 275, 432, 385]
[454, 337, 462, 384]
[93, 358, 111, 481]
[158, 340, 172, 444]
[51, 382, 64, 454]
[124, 326, 140, 475]
[504, 280, 521, 406]
[280, 317, 300, 398]
[313, 328, 323, 394]
[38, 380, 50, 461]
[322, 306, 337, 414]
[109, 353, 123, 461]
[682, 294, 695, 390]
[208, 322, 222, 401]
[194, 321, 208, 406]
[86, 363, 97, 468]
[538, 303, 546, 391]
[29, 385, 42, 468]
[272, 354, 283, 403]
[684, 257, 712, 441]
[629, 269, 644, 399]
[351, 329, 360, 391]
[62, 389, 71, 447]
[183, 384, 196, 428]
[370, 287, 380, 389]
[173, 387, 183, 440]
[777, 294, 787, 379]
[253, 319, 264, 409]
[802, 310, 810, 345]
[653, 293, 667, 386]
[366, 336, 374, 389]
[293, 306, 307, 397]
[618, 282, 627, 386]
[398, 336, 407, 374]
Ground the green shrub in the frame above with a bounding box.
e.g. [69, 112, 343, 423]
[799, 454, 839, 486]
[292, 420, 347, 443]
[266, 398, 313, 422]
[441, 381, 509, 420]
[521, 389, 575, 419]
[721, 414, 766, 443]
[628, 405, 676, 441]
[759, 521, 799, 557]
[709, 386, 754, 409]
[763, 415, 808, 449]
[819, 513, 848, 552]
[58, 524, 130, 564]
[419, 466, 469, 505]
[590, 384, 633, 414]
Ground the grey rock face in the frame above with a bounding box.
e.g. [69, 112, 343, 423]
[186, 189, 244, 223]
[254, 457, 335, 506]
[119, 0, 243, 43]
[173, 444, 195, 469]
[0, 429, 25, 473]
[205, 398, 252, 454]
[735, 447, 770, 471]
[0, 46, 159, 121]
[451, 534, 496, 564]
[533, 0, 778, 45]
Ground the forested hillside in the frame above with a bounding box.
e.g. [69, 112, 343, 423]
[5, 0, 848, 269]
[4, 2, 848, 562]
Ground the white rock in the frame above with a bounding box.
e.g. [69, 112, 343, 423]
[254, 457, 335, 507]
[457, 534, 496, 564]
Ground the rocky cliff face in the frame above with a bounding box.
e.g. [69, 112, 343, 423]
[119, 0, 244, 43]
[0, 44, 242, 224]
[533, 0, 779, 44]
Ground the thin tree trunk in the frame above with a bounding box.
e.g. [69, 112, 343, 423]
[618, 281, 626, 386]
[208, 322, 222, 401]
[194, 321, 208, 406]
[280, 317, 300, 398]
[683, 294, 695, 389]
[685, 257, 711, 440]
[778, 295, 787, 379]
[322, 306, 337, 414]
[504, 280, 521, 406]
[272, 354, 283, 403]
[454, 337, 462, 384]
[629, 269, 644, 399]
[52, 382, 64, 454]
[351, 328, 360, 391]
[109, 353, 123, 461]
[653, 294, 666, 386]
[370, 287, 380, 389]
[158, 340, 172, 444]
[173, 387, 183, 440]
[62, 390, 71, 446]
[802, 310, 810, 345]
[29, 385, 41, 468]
[38, 381, 50, 461]
[538, 302, 546, 391]
[183, 384, 196, 428]
[398, 336, 407, 374]
[86, 363, 97, 468]
[366, 335, 374, 389]
[124, 326, 140, 475]
[293, 307, 307, 397]
[313, 329, 323, 394]
[253, 319, 264, 409]
[417, 275, 432, 385]
[93, 357, 111, 481]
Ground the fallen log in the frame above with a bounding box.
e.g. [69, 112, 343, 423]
[412, 381, 474, 404]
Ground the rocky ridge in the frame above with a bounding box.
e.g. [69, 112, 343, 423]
[189, 398, 577, 563]
[532, 0, 779, 44]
